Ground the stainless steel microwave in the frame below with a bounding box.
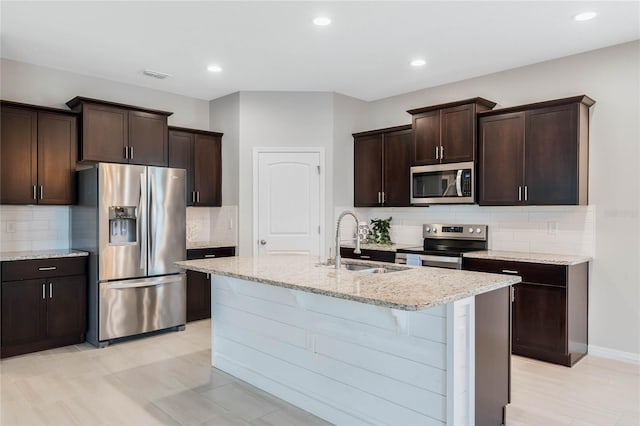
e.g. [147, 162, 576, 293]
[410, 162, 475, 205]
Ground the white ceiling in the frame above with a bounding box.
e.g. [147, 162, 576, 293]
[1, 1, 638, 102]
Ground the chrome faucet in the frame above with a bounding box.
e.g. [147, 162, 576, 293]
[335, 210, 364, 270]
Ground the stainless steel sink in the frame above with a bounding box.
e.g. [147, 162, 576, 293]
[319, 261, 409, 274]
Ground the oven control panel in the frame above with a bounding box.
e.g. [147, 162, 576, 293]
[422, 224, 487, 240]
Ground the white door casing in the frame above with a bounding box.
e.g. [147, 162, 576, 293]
[253, 149, 324, 256]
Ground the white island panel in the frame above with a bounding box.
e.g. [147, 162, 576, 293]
[211, 274, 474, 426]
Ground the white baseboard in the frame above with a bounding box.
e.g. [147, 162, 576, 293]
[588, 345, 640, 364]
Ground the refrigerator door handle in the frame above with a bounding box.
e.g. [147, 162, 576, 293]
[149, 170, 155, 268]
[139, 171, 147, 271]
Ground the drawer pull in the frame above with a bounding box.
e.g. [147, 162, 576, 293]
[359, 255, 371, 259]
[204, 254, 217, 258]
[501, 269, 519, 274]
[38, 266, 57, 271]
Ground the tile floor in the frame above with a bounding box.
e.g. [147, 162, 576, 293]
[0, 319, 638, 425]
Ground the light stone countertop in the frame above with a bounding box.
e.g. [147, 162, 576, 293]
[176, 255, 520, 311]
[0, 249, 89, 262]
[186, 241, 236, 250]
[463, 250, 591, 266]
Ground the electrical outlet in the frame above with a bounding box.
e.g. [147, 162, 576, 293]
[6, 222, 16, 233]
[547, 221, 558, 236]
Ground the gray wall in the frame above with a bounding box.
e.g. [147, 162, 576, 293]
[1, 58, 210, 129]
[334, 41, 639, 357]
[232, 91, 335, 256]
[210, 92, 240, 206]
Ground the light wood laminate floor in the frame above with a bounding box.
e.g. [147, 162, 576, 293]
[1, 319, 638, 425]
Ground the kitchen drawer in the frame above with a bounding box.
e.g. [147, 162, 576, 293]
[339, 247, 395, 263]
[2, 257, 87, 281]
[463, 258, 566, 287]
[187, 246, 235, 260]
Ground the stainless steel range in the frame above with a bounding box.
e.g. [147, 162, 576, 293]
[395, 224, 488, 269]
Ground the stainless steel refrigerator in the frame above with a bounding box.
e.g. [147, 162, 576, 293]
[72, 163, 186, 347]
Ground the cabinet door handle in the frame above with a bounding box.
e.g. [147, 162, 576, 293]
[378, 192, 381, 203]
[49, 283, 53, 298]
[382, 192, 386, 203]
[204, 254, 216, 258]
[42, 284, 46, 299]
[359, 255, 371, 259]
[124, 146, 129, 159]
[197, 191, 200, 203]
[130, 146, 134, 159]
[518, 186, 522, 201]
[511, 286, 515, 302]
[501, 269, 520, 274]
[191, 192, 196, 203]
[440, 146, 444, 159]
[435, 146, 439, 160]
[524, 185, 528, 201]
[40, 185, 44, 200]
[33, 185, 37, 200]
[38, 266, 57, 271]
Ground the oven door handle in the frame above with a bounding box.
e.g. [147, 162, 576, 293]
[418, 254, 461, 264]
[455, 169, 463, 197]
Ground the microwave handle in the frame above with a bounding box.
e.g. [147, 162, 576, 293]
[455, 170, 463, 196]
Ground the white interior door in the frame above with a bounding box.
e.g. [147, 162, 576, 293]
[255, 151, 322, 256]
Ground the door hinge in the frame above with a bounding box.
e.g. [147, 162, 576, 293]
[317, 165, 320, 174]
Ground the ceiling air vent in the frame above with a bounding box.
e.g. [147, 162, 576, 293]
[143, 69, 172, 79]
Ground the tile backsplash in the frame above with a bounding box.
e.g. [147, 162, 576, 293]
[0, 205, 70, 252]
[186, 205, 238, 245]
[0, 204, 239, 253]
[336, 204, 595, 257]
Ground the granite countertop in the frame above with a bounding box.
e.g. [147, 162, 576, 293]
[0, 249, 89, 262]
[176, 255, 520, 311]
[186, 241, 236, 250]
[340, 242, 416, 252]
[463, 250, 591, 266]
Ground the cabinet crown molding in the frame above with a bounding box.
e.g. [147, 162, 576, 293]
[477, 95, 595, 117]
[169, 126, 223, 137]
[1, 99, 78, 115]
[406, 97, 497, 115]
[352, 124, 412, 138]
[65, 96, 173, 116]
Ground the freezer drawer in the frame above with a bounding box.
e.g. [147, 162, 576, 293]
[99, 274, 186, 341]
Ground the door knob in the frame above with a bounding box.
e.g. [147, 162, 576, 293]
[260, 240, 267, 245]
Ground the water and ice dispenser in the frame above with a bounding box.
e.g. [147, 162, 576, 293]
[108, 206, 137, 244]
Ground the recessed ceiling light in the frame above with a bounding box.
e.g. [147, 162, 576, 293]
[207, 65, 222, 73]
[313, 16, 331, 26]
[410, 59, 426, 67]
[574, 11, 597, 21]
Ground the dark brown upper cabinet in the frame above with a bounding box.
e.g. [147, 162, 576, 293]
[407, 98, 496, 165]
[66, 97, 171, 166]
[1, 101, 77, 205]
[353, 125, 412, 207]
[478, 95, 594, 206]
[169, 126, 223, 207]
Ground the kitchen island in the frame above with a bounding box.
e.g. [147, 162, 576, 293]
[176, 255, 520, 426]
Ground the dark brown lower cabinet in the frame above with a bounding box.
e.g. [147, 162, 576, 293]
[1, 257, 87, 358]
[463, 257, 589, 367]
[186, 247, 236, 322]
